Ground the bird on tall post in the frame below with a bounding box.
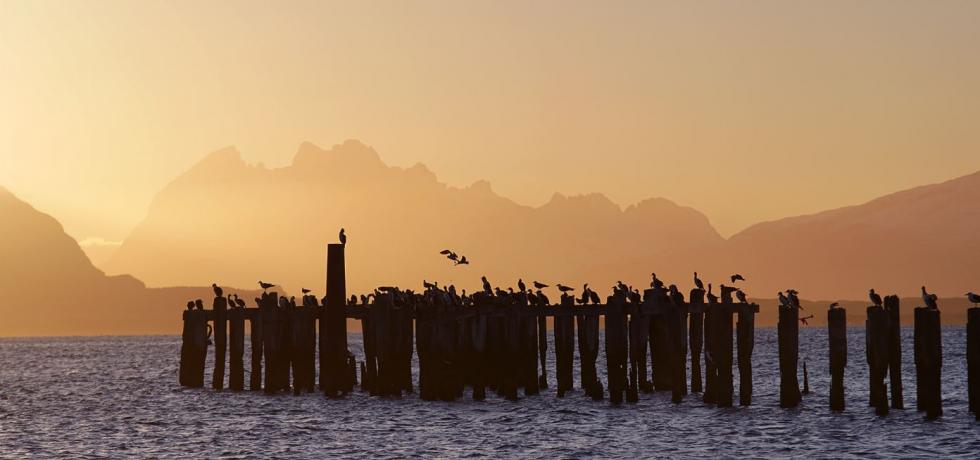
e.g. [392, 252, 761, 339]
[787, 289, 801, 309]
[339, 228, 347, 246]
[731, 274, 746, 283]
[533, 281, 548, 290]
[921, 286, 939, 309]
[481, 276, 493, 296]
[518, 279, 527, 293]
[829, 302, 841, 309]
[556, 284, 574, 293]
[194, 299, 204, 310]
[650, 273, 665, 290]
[301, 288, 311, 295]
[212, 283, 223, 298]
[869, 288, 883, 307]
[186, 301, 194, 311]
[706, 283, 718, 304]
[966, 292, 980, 306]
[694, 272, 704, 291]
[258, 281, 275, 292]
[589, 289, 601, 305]
[735, 289, 748, 304]
[778, 291, 790, 307]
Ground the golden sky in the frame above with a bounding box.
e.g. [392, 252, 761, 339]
[2, 0, 979, 245]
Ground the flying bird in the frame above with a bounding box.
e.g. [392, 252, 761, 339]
[731, 274, 746, 283]
[693, 272, 704, 291]
[339, 228, 347, 245]
[533, 281, 548, 290]
[439, 249, 453, 255]
[212, 283, 223, 298]
[259, 281, 275, 292]
[457, 255, 469, 265]
[921, 286, 939, 309]
[800, 314, 814, 326]
[869, 289, 883, 307]
[966, 292, 980, 306]
[446, 251, 459, 263]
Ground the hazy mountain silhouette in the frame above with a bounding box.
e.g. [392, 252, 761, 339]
[0, 186, 258, 336]
[723, 170, 980, 299]
[104, 140, 724, 296]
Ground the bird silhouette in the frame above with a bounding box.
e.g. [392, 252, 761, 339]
[194, 299, 204, 310]
[829, 301, 840, 309]
[457, 255, 469, 265]
[921, 286, 939, 309]
[787, 290, 801, 309]
[259, 281, 275, 292]
[518, 279, 527, 293]
[778, 291, 790, 307]
[735, 289, 747, 304]
[589, 289, 601, 305]
[302, 288, 311, 294]
[706, 284, 718, 304]
[869, 288, 883, 307]
[439, 249, 452, 255]
[800, 314, 814, 326]
[235, 296, 246, 308]
[423, 280, 436, 290]
[731, 274, 746, 283]
[556, 284, 574, 293]
[693, 272, 704, 291]
[966, 292, 980, 306]
[650, 273, 664, 290]
[533, 281, 548, 289]
[447, 251, 459, 263]
[537, 290, 551, 306]
[186, 301, 194, 311]
[339, 228, 347, 245]
[482, 276, 493, 295]
[212, 283, 223, 298]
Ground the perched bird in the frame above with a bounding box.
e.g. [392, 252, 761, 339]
[527, 291, 539, 306]
[302, 288, 311, 294]
[800, 314, 814, 326]
[869, 288, 883, 307]
[518, 279, 527, 293]
[235, 296, 246, 308]
[533, 281, 548, 290]
[482, 276, 493, 295]
[735, 289, 748, 304]
[829, 302, 840, 309]
[259, 281, 275, 292]
[693, 272, 704, 291]
[212, 283, 223, 298]
[589, 289, 601, 305]
[423, 280, 436, 290]
[557, 284, 574, 293]
[921, 286, 939, 309]
[194, 299, 204, 310]
[706, 284, 718, 304]
[966, 292, 980, 306]
[650, 273, 665, 290]
[731, 274, 746, 283]
[778, 291, 790, 307]
[787, 290, 801, 309]
[457, 255, 469, 265]
[186, 301, 194, 311]
[339, 228, 347, 245]
[537, 290, 551, 306]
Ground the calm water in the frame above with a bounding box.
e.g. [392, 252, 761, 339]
[1, 327, 977, 459]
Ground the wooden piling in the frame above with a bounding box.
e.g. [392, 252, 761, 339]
[689, 289, 705, 394]
[554, 295, 575, 397]
[322, 243, 349, 397]
[605, 294, 628, 404]
[212, 296, 228, 390]
[470, 302, 488, 401]
[968, 307, 980, 420]
[777, 303, 801, 408]
[703, 298, 717, 404]
[866, 305, 890, 415]
[884, 295, 903, 409]
[179, 309, 208, 388]
[249, 309, 263, 391]
[914, 307, 942, 419]
[577, 306, 601, 399]
[665, 296, 685, 404]
[736, 303, 756, 406]
[537, 314, 548, 389]
[628, 300, 650, 394]
[649, 293, 672, 392]
[261, 293, 282, 393]
[715, 301, 734, 408]
[229, 306, 245, 391]
[828, 307, 846, 411]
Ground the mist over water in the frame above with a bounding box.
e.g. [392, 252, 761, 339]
[1, 327, 977, 458]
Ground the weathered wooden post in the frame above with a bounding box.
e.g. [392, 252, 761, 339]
[665, 295, 685, 404]
[554, 295, 575, 397]
[501, 296, 520, 401]
[261, 292, 282, 393]
[605, 294, 628, 404]
[649, 292, 671, 392]
[689, 289, 705, 393]
[828, 306, 847, 411]
[866, 304, 890, 415]
[471, 302, 488, 401]
[914, 306, 942, 419]
[212, 296, 228, 390]
[373, 293, 395, 397]
[522, 300, 540, 396]
[322, 243, 349, 397]
[179, 309, 208, 388]
[715, 290, 735, 408]
[968, 307, 980, 420]
[229, 306, 245, 391]
[628, 299, 650, 393]
[736, 303, 756, 406]
[537, 313, 548, 389]
[577, 305, 601, 399]
[361, 301, 377, 393]
[249, 309, 263, 390]
[777, 302, 801, 408]
[884, 295, 903, 409]
[702, 296, 717, 404]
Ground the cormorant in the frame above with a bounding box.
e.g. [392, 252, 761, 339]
[259, 281, 275, 291]
[869, 288, 883, 307]
[735, 289, 747, 304]
[518, 279, 526, 293]
[481, 276, 493, 295]
[533, 281, 548, 290]
[339, 228, 347, 245]
[589, 289, 601, 305]
[235, 296, 246, 308]
[423, 280, 436, 290]
[212, 283, 223, 298]
[537, 290, 551, 306]
[921, 286, 938, 309]
[787, 290, 801, 309]
[967, 292, 980, 306]
[650, 273, 665, 290]
[731, 274, 746, 283]
[706, 284, 718, 304]
[194, 299, 204, 310]
[829, 302, 840, 309]
[186, 301, 194, 310]
[694, 272, 704, 291]
[778, 291, 789, 307]
[527, 291, 538, 306]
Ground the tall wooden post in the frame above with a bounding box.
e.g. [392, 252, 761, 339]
[967, 307, 980, 420]
[914, 307, 942, 419]
[577, 307, 601, 399]
[715, 302, 734, 408]
[736, 303, 756, 406]
[605, 294, 628, 404]
[179, 309, 208, 388]
[884, 295, 903, 409]
[322, 243, 349, 397]
[628, 302, 650, 393]
[261, 292, 281, 393]
[229, 307, 245, 391]
[866, 305, 890, 415]
[828, 307, 847, 411]
[212, 296, 228, 390]
[777, 303, 801, 408]
[537, 314, 548, 389]
[689, 289, 705, 393]
[554, 295, 575, 396]
[249, 309, 263, 390]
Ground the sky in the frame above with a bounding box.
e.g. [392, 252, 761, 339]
[1, 0, 979, 246]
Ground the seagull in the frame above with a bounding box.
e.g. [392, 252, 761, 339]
[259, 281, 275, 292]
[339, 228, 347, 245]
[302, 288, 311, 294]
[800, 314, 814, 326]
[966, 292, 980, 306]
[829, 302, 840, 309]
[869, 288, 883, 307]
[212, 283, 223, 298]
[457, 256, 469, 265]
[694, 272, 704, 291]
[706, 283, 718, 304]
[482, 276, 493, 295]
[518, 279, 526, 293]
[778, 291, 789, 307]
[731, 274, 746, 283]
[533, 281, 548, 290]
[735, 289, 747, 304]
[921, 286, 938, 309]
[557, 284, 574, 293]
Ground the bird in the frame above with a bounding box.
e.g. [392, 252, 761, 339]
[423, 280, 436, 290]
[302, 288, 311, 294]
[212, 283, 223, 298]
[457, 255, 469, 265]
[921, 286, 938, 309]
[706, 283, 718, 304]
[869, 288, 883, 307]
[557, 284, 574, 293]
[339, 228, 347, 245]
[518, 279, 526, 293]
[537, 290, 551, 306]
[693, 272, 704, 291]
[829, 302, 840, 309]
[482, 276, 493, 295]
[650, 273, 665, 290]
[787, 290, 801, 309]
[800, 314, 814, 326]
[446, 251, 459, 263]
[439, 249, 453, 255]
[966, 292, 980, 306]
[194, 299, 204, 310]
[589, 289, 601, 305]
[259, 281, 275, 292]
[731, 274, 746, 283]
[533, 281, 548, 290]
[778, 291, 789, 307]
[186, 301, 194, 311]
[735, 289, 747, 304]
[235, 296, 246, 308]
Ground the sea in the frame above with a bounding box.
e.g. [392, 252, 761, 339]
[0, 327, 977, 459]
